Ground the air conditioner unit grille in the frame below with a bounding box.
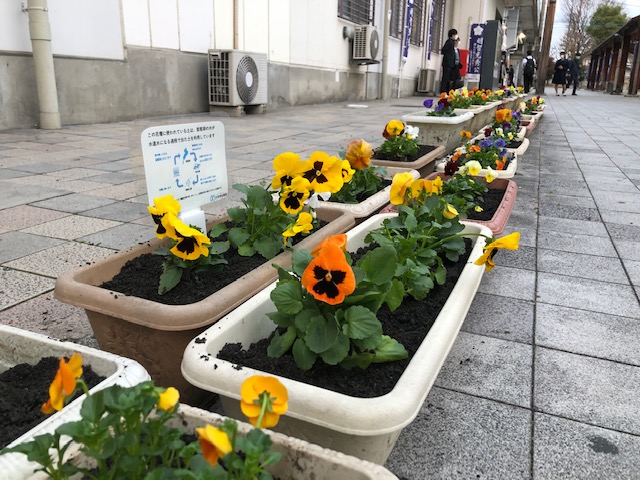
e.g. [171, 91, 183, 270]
[354, 29, 367, 59]
[209, 52, 230, 104]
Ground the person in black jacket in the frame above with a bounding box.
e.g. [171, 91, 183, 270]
[552, 51, 570, 96]
[567, 52, 581, 95]
[440, 29, 460, 93]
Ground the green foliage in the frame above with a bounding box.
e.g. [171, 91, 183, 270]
[377, 134, 419, 159]
[330, 166, 388, 204]
[1, 382, 280, 480]
[364, 195, 467, 300]
[267, 248, 407, 371]
[440, 174, 488, 217]
[587, 4, 628, 47]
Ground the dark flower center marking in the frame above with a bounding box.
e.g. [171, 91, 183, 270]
[311, 265, 347, 299]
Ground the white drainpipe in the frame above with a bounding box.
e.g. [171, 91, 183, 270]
[380, 0, 391, 99]
[24, 0, 61, 129]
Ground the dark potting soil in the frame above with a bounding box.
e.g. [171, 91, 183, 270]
[506, 140, 523, 149]
[327, 179, 392, 204]
[372, 144, 437, 162]
[100, 222, 327, 306]
[466, 188, 505, 221]
[0, 357, 105, 449]
[217, 239, 473, 398]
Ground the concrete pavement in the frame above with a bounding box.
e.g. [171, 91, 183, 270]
[1, 88, 640, 478]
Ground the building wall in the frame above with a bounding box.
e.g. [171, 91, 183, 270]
[0, 0, 435, 130]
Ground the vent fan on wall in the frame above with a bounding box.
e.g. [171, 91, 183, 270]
[208, 50, 268, 106]
[352, 25, 379, 61]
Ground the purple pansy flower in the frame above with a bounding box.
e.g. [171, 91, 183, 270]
[479, 138, 492, 149]
[444, 160, 459, 176]
[502, 122, 511, 131]
[500, 148, 508, 157]
[494, 138, 506, 148]
[423, 99, 434, 109]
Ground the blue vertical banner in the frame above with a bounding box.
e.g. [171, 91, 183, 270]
[402, 0, 415, 61]
[467, 23, 485, 82]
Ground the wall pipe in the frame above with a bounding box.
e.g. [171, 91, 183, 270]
[380, 0, 391, 99]
[25, 0, 61, 129]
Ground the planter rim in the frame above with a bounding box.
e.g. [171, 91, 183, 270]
[181, 214, 490, 436]
[318, 168, 419, 217]
[402, 110, 474, 124]
[0, 325, 149, 479]
[54, 208, 355, 331]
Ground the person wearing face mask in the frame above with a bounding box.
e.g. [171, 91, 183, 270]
[440, 29, 461, 93]
[568, 52, 581, 95]
[552, 51, 570, 96]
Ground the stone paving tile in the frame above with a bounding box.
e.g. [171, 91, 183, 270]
[0, 180, 69, 210]
[612, 239, 640, 261]
[0, 205, 69, 234]
[83, 149, 132, 161]
[78, 223, 152, 250]
[535, 347, 640, 435]
[605, 222, 640, 241]
[539, 183, 592, 198]
[385, 388, 531, 480]
[8, 175, 107, 193]
[537, 249, 629, 284]
[462, 292, 533, 344]
[89, 160, 137, 171]
[538, 215, 609, 237]
[46, 167, 107, 180]
[539, 193, 597, 209]
[81, 201, 149, 222]
[0, 267, 55, 310]
[4, 241, 116, 278]
[537, 272, 640, 318]
[20, 215, 122, 240]
[599, 209, 640, 226]
[478, 265, 536, 301]
[498, 245, 536, 271]
[0, 291, 93, 342]
[0, 168, 30, 180]
[536, 303, 640, 366]
[31, 193, 117, 213]
[538, 203, 602, 222]
[505, 209, 538, 229]
[533, 413, 640, 480]
[85, 171, 142, 185]
[435, 332, 532, 407]
[588, 180, 640, 194]
[7, 161, 70, 174]
[537, 230, 617, 257]
[622, 259, 640, 287]
[502, 224, 536, 247]
[83, 180, 147, 201]
[0, 231, 67, 264]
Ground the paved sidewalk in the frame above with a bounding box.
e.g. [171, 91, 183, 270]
[1, 88, 640, 478]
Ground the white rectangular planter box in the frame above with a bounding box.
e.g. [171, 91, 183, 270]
[182, 214, 490, 465]
[0, 325, 149, 480]
[402, 110, 474, 155]
[317, 168, 418, 220]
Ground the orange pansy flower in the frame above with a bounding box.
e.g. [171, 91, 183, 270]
[41, 353, 83, 414]
[301, 244, 356, 305]
[310, 234, 348, 257]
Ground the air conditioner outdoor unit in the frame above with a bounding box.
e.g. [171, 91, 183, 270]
[208, 50, 268, 106]
[353, 25, 380, 61]
[417, 68, 436, 93]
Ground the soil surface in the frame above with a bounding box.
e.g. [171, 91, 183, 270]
[506, 140, 523, 149]
[373, 144, 438, 162]
[466, 188, 505, 221]
[101, 222, 326, 306]
[217, 239, 473, 398]
[0, 357, 105, 449]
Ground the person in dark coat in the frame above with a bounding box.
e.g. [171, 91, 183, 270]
[567, 52, 581, 95]
[552, 51, 570, 96]
[522, 50, 536, 93]
[440, 29, 460, 93]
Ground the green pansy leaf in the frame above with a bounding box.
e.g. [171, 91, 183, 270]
[237, 244, 256, 257]
[319, 332, 350, 365]
[294, 309, 320, 332]
[292, 338, 317, 370]
[434, 262, 447, 285]
[270, 281, 304, 314]
[208, 241, 230, 255]
[158, 264, 183, 295]
[226, 206, 245, 223]
[228, 228, 251, 248]
[292, 249, 313, 276]
[372, 335, 408, 363]
[340, 352, 374, 370]
[254, 236, 281, 260]
[208, 222, 228, 239]
[233, 183, 250, 196]
[266, 311, 294, 328]
[342, 305, 382, 340]
[267, 327, 297, 358]
[385, 279, 405, 311]
[305, 316, 339, 353]
[357, 246, 397, 285]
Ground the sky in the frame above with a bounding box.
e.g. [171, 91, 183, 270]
[551, 0, 640, 50]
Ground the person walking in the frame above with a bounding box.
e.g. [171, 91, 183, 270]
[568, 52, 581, 95]
[522, 50, 536, 93]
[552, 51, 570, 96]
[507, 65, 515, 87]
[440, 29, 459, 93]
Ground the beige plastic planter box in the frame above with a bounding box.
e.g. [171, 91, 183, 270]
[182, 214, 490, 465]
[54, 208, 355, 405]
[402, 111, 474, 155]
[318, 168, 419, 221]
[0, 325, 149, 480]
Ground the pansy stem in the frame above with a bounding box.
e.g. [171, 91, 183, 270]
[254, 392, 271, 430]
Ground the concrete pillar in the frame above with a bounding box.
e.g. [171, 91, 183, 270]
[26, 0, 61, 129]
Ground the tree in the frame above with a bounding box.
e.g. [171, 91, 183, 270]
[586, 2, 628, 47]
[559, 0, 597, 56]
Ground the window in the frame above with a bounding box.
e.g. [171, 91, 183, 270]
[391, 0, 427, 46]
[338, 0, 375, 25]
[430, 0, 446, 54]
